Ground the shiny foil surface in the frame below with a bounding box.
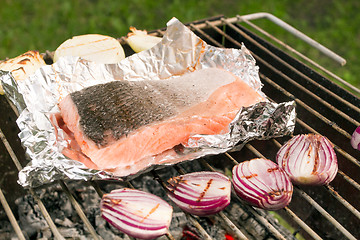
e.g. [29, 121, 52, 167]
[1, 18, 296, 188]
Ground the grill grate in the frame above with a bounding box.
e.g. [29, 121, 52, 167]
[1, 13, 360, 240]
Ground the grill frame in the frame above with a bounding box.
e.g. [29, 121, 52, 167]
[1, 13, 359, 240]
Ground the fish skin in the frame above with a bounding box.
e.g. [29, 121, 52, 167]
[58, 68, 266, 176]
[69, 80, 178, 147]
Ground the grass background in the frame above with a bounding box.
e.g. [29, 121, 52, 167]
[1, 0, 359, 92]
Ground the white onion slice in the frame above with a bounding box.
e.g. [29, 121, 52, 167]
[166, 171, 231, 216]
[100, 188, 173, 239]
[351, 126, 360, 150]
[232, 158, 293, 210]
[277, 134, 338, 185]
[53, 34, 125, 64]
[0, 50, 46, 94]
[126, 27, 162, 53]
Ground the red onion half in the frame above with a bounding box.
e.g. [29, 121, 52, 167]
[166, 171, 231, 216]
[277, 134, 338, 185]
[232, 158, 293, 210]
[100, 188, 173, 240]
[351, 126, 360, 151]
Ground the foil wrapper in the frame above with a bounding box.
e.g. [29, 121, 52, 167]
[1, 18, 296, 188]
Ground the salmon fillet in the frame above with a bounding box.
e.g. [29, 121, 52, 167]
[57, 68, 265, 176]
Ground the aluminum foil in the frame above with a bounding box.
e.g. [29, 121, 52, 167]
[1, 18, 296, 188]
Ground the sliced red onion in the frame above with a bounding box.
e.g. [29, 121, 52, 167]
[232, 158, 293, 210]
[100, 188, 173, 240]
[277, 134, 338, 185]
[351, 126, 360, 150]
[166, 171, 231, 216]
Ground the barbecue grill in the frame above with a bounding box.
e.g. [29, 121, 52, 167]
[1, 13, 360, 240]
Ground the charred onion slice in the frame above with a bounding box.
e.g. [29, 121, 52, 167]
[351, 126, 360, 151]
[232, 158, 293, 210]
[100, 188, 173, 240]
[277, 134, 338, 185]
[166, 171, 231, 216]
[126, 27, 162, 53]
[54, 34, 125, 64]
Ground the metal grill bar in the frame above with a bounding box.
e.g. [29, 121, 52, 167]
[190, 13, 347, 66]
[0, 187, 26, 240]
[296, 188, 356, 240]
[236, 13, 347, 65]
[58, 181, 100, 240]
[235, 15, 360, 96]
[282, 207, 322, 240]
[325, 184, 360, 219]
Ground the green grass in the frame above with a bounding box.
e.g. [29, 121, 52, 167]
[1, 0, 359, 91]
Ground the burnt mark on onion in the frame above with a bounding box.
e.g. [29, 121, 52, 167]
[242, 173, 258, 179]
[267, 167, 279, 173]
[167, 176, 185, 193]
[196, 179, 213, 202]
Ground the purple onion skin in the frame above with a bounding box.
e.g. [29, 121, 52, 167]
[232, 158, 293, 211]
[166, 171, 231, 216]
[100, 188, 173, 240]
[351, 126, 360, 150]
[277, 134, 338, 186]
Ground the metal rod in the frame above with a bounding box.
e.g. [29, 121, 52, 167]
[282, 207, 322, 240]
[245, 206, 287, 240]
[217, 211, 248, 240]
[165, 231, 176, 240]
[338, 169, 360, 192]
[0, 187, 26, 240]
[235, 13, 346, 65]
[295, 188, 357, 240]
[90, 181, 104, 198]
[189, 23, 223, 48]
[59, 181, 101, 240]
[325, 184, 360, 220]
[236, 15, 360, 95]
[28, 188, 65, 240]
[0, 127, 23, 171]
[186, 213, 213, 240]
